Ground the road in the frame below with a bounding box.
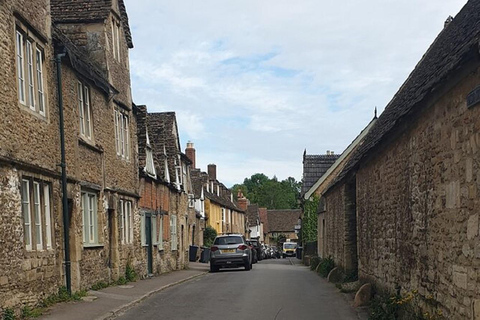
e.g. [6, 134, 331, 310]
[116, 258, 361, 320]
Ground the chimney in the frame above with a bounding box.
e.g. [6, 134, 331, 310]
[185, 141, 196, 169]
[444, 15, 453, 28]
[326, 150, 330, 155]
[237, 190, 248, 211]
[207, 164, 217, 181]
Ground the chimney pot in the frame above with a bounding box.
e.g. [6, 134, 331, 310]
[208, 164, 217, 181]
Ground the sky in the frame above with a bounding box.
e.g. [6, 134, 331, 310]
[124, 0, 468, 188]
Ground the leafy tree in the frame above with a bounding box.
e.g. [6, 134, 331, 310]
[203, 226, 217, 247]
[231, 174, 301, 210]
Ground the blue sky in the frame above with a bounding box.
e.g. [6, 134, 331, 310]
[125, 0, 468, 187]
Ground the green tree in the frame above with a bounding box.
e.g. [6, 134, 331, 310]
[230, 174, 301, 210]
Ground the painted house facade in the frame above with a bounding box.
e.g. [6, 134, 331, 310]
[323, 1, 480, 318]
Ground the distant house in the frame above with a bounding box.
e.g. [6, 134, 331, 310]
[246, 204, 263, 241]
[301, 151, 340, 196]
[266, 209, 302, 244]
[137, 107, 197, 274]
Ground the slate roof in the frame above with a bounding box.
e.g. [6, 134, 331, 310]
[330, 0, 480, 190]
[246, 204, 260, 227]
[267, 209, 302, 233]
[51, 0, 133, 48]
[301, 153, 340, 195]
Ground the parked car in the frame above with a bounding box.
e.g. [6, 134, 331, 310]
[249, 238, 263, 261]
[246, 240, 258, 264]
[210, 234, 253, 272]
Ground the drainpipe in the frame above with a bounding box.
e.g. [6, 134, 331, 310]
[55, 49, 71, 295]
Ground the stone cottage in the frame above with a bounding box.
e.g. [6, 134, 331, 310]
[0, 0, 139, 309]
[137, 108, 197, 272]
[324, 0, 480, 318]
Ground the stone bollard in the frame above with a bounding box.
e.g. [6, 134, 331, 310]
[327, 267, 345, 283]
[354, 283, 372, 307]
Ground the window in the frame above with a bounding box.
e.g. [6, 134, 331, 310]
[145, 130, 156, 177]
[15, 28, 46, 115]
[111, 18, 121, 61]
[21, 179, 53, 251]
[114, 108, 130, 160]
[81, 191, 98, 245]
[170, 215, 177, 251]
[78, 81, 92, 140]
[158, 215, 163, 250]
[119, 200, 133, 244]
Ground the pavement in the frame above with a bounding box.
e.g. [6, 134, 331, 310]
[38, 262, 210, 320]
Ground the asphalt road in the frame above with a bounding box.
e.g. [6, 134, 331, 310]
[116, 258, 361, 320]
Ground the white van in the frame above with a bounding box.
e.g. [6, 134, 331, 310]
[282, 242, 297, 258]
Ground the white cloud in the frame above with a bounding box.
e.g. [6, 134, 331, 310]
[125, 0, 468, 186]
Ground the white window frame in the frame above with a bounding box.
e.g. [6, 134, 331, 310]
[170, 215, 177, 251]
[33, 182, 43, 250]
[15, 27, 46, 115]
[119, 200, 133, 245]
[114, 108, 130, 160]
[82, 191, 98, 246]
[21, 179, 53, 251]
[158, 215, 164, 250]
[78, 81, 93, 140]
[21, 179, 32, 251]
[44, 185, 52, 249]
[112, 18, 121, 61]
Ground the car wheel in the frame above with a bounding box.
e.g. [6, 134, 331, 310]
[210, 264, 219, 273]
[245, 261, 251, 271]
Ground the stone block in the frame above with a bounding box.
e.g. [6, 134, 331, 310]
[354, 283, 372, 307]
[453, 265, 467, 289]
[0, 276, 8, 286]
[327, 267, 344, 283]
[467, 215, 479, 240]
[473, 300, 480, 320]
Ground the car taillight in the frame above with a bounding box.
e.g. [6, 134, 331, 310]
[211, 246, 219, 252]
[238, 245, 247, 250]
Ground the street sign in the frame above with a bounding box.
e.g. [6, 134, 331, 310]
[294, 224, 301, 230]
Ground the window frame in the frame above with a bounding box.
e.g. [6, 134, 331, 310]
[15, 26, 47, 116]
[21, 178, 53, 251]
[114, 108, 130, 161]
[119, 199, 133, 245]
[78, 81, 93, 140]
[170, 215, 177, 251]
[81, 191, 99, 246]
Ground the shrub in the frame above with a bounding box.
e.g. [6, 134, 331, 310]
[125, 262, 137, 282]
[317, 256, 335, 278]
[203, 226, 217, 247]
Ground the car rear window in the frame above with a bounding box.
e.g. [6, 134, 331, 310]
[214, 236, 243, 245]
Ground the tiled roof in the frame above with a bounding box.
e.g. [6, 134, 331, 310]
[267, 209, 302, 233]
[259, 207, 268, 233]
[301, 153, 340, 195]
[246, 204, 260, 227]
[51, 0, 133, 48]
[331, 0, 480, 189]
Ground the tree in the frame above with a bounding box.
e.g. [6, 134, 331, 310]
[230, 174, 301, 210]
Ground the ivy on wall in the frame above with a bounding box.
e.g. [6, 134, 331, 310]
[302, 195, 319, 243]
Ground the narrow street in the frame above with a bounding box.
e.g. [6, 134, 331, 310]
[116, 258, 360, 320]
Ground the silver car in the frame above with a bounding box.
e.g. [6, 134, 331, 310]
[210, 234, 253, 272]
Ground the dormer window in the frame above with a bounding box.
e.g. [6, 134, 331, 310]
[114, 107, 130, 161]
[78, 81, 92, 140]
[144, 129, 156, 178]
[163, 145, 170, 183]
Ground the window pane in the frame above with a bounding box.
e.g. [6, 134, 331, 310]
[78, 82, 85, 135]
[119, 200, 124, 244]
[16, 32, 25, 103]
[33, 182, 43, 249]
[84, 87, 91, 138]
[36, 49, 45, 114]
[44, 185, 52, 249]
[21, 180, 31, 249]
[26, 41, 35, 109]
[89, 195, 94, 243]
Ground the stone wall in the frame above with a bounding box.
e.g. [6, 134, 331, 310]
[355, 63, 480, 318]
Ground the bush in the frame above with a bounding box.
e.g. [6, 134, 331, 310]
[203, 226, 217, 247]
[125, 262, 137, 282]
[317, 256, 335, 278]
[310, 256, 321, 271]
